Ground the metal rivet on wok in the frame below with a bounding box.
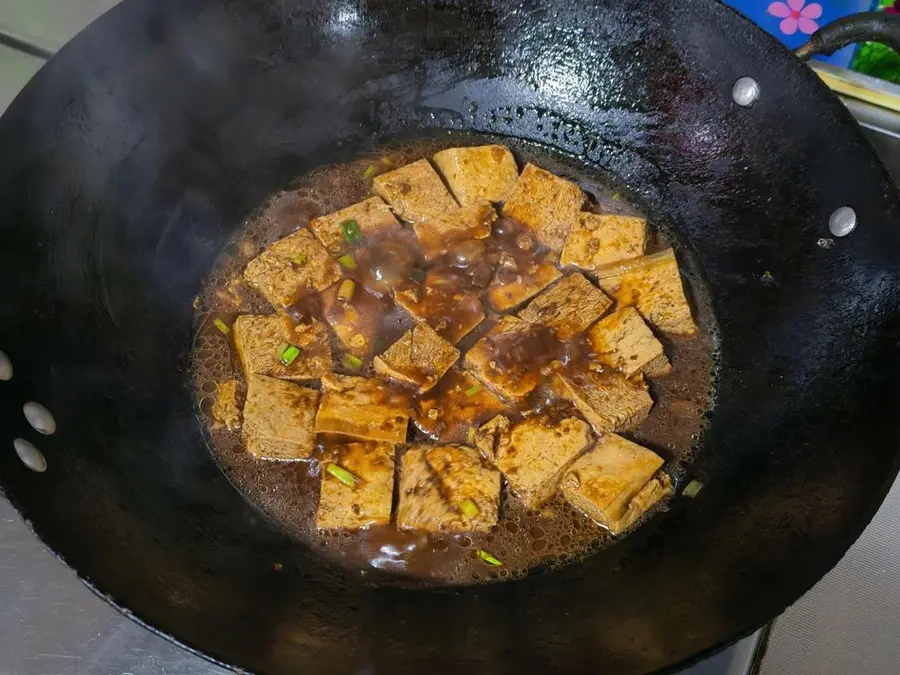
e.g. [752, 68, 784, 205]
[14, 438, 47, 472]
[0, 350, 11, 381]
[829, 206, 857, 237]
[23, 401, 56, 435]
[732, 77, 760, 107]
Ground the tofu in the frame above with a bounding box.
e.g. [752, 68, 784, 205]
[595, 249, 697, 336]
[314, 373, 410, 443]
[397, 444, 501, 532]
[316, 441, 395, 530]
[413, 200, 496, 261]
[559, 213, 647, 271]
[473, 414, 512, 464]
[587, 307, 671, 378]
[212, 379, 242, 431]
[432, 145, 519, 205]
[491, 416, 593, 510]
[394, 268, 486, 344]
[372, 159, 458, 222]
[485, 257, 563, 312]
[415, 370, 509, 443]
[612, 474, 673, 535]
[243, 228, 342, 309]
[518, 273, 612, 339]
[309, 197, 401, 255]
[373, 323, 460, 393]
[559, 434, 668, 534]
[242, 374, 319, 460]
[557, 370, 654, 435]
[320, 280, 386, 357]
[501, 163, 585, 251]
[233, 313, 331, 381]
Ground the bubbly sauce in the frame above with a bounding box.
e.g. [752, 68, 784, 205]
[191, 135, 717, 586]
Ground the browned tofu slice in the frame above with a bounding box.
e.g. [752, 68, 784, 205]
[243, 228, 342, 309]
[432, 145, 519, 205]
[413, 200, 496, 261]
[517, 273, 612, 339]
[560, 434, 668, 534]
[233, 313, 331, 381]
[558, 370, 654, 434]
[314, 373, 410, 443]
[372, 159, 458, 222]
[242, 374, 319, 460]
[595, 249, 697, 336]
[316, 441, 395, 530]
[212, 379, 242, 431]
[472, 414, 511, 464]
[491, 416, 592, 510]
[485, 257, 563, 312]
[415, 370, 509, 443]
[559, 213, 647, 271]
[394, 268, 486, 344]
[397, 444, 501, 532]
[320, 280, 388, 357]
[309, 197, 401, 255]
[501, 163, 585, 251]
[613, 473, 673, 535]
[587, 307, 671, 378]
[373, 323, 460, 393]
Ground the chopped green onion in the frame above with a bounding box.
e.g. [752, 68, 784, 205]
[213, 318, 231, 335]
[340, 219, 362, 244]
[338, 278, 356, 301]
[464, 384, 482, 397]
[410, 268, 426, 283]
[477, 549, 502, 566]
[279, 343, 301, 367]
[343, 353, 364, 370]
[293, 254, 308, 266]
[683, 480, 703, 498]
[363, 164, 376, 179]
[466, 426, 477, 444]
[325, 463, 360, 488]
[460, 498, 480, 518]
[610, 192, 621, 201]
[338, 253, 357, 270]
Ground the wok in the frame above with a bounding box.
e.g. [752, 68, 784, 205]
[2, 1, 900, 673]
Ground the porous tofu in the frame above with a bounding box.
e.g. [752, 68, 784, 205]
[373, 323, 460, 393]
[233, 313, 331, 381]
[212, 379, 242, 431]
[314, 373, 410, 443]
[413, 200, 496, 261]
[242, 374, 319, 460]
[587, 307, 671, 378]
[613, 474, 673, 535]
[415, 370, 509, 443]
[558, 370, 654, 435]
[595, 249, 697, 336]
[320, 280, 386, 357]
[518, 273, 612, 339]
[372, 159, 458, 222]
[243, 228, 342, 309]
[397, 444, 501, 532]
[559, 213, 647, 271]
[560, 434, 668, 534]
[501, 163, 585, 251]
[394, 268, 485, 344]
[309, 197, 401, 255]
[432, 145, 519, 205]
[490, 416, 593, 510]
[485, 257, 563, 313]
[472, 414, 511, 464]
[316, 441, 395, 530]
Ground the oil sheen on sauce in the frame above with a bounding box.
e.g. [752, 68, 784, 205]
[191, 134, 717, 586]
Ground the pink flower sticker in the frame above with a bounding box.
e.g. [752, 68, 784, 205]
[768, 0, 823, 36]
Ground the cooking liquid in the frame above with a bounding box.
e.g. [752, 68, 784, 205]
[191, 135, 717, 585]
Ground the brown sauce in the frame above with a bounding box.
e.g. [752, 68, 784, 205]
[191, 134, 717, 586]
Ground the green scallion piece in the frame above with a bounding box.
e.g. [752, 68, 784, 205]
[325, 463, 360, 488]
[363, 164, 376, 179]
[466, 426, 477, 444]
[213, 318, 231, 335]
[293, 254, 308, 266]
[460, 498, 480, 518]
[340, 219, 362, 244]
[338, 253, 357, 270]
[464, 384, 482, 397]
[343, 353, 364, 370]
[410, 268, 426, 283]
[337, 278, 356, 301]
[610, 192, 621, 201]
[477, 549, 502, 566]
[279, 343, 301, 367]
[683, 480, 704, 498]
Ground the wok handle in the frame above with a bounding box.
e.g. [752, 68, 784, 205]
[795, 12, 900, 60]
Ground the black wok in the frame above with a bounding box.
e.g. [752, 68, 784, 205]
[2, 1, 900, 673]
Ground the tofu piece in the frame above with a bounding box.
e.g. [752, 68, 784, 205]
[595, 249, 697, 336]
[243, 228, 342, 309]
[320, 280, 387, 357]
[415, 370, 509, 443]
[233, 313, 331, 381]
[373, 323, 460, 393]
[242, 374, 319, 460]
[492, 416, 593, 510]
[314, 373, 410, 443]
[432, 145, 519, 205]
[212, 379, 242, 431]
[501, 163, 585, 251]
[560, 213, 648, 271]
[316, 441, 395, 530]
[485, 257, 563, 312]
[413, 200, 496, 261]
[394, 268, 486, 344]
[557, 370, 654, 434]
[587, 307, 671, 378]
[397, 444, 501, 532]
[518, 273, 612, 339]
[372, 159, 458, 222]
[560, 434, 667, 534]
[473, 414, 512, 464]
[612, 473, 673, 535]
[309, 197, 401, 255]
